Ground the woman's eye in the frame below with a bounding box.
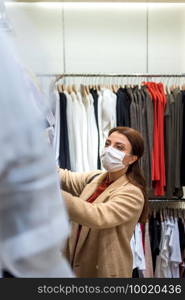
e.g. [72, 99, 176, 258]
[117, 146, 124, 151]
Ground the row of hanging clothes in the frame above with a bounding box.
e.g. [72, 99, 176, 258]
[131, 200, 185, 278]
[49, 73, 185, 199]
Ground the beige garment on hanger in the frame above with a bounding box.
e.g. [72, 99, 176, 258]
[143, 221, 154, 278]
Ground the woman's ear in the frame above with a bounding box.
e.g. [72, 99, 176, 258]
[129, 155, 138, 165]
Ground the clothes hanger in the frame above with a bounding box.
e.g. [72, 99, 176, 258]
[160, 209, 164, 222]
[112, 84, 117, 93]
[163, 208, 166, 221]
[71, 76, 77, 94]
[60, 83, 65, 93]
[95, 76, 98, 90]
[57, 83, 61, 93]
[172, 76, 178, 90]
[137, 76, 141, 89]
[91, 76, 94, 90]
[94, 75, 98, 90]
[97, 75, 102, 91]
[153, 207, 156, 218]
[64, 83, 68, 92]
[131, 76, 135, 88]
[161, 77, 167, 95]
[87, 76, 92, 92]
[112, 76, 117, 92]
[108, 76, 112, 91]
[80, 84, 87, 97]
[111, 76, 115, 92]
[67, 84, 72, 94]
[83, 75, 88, 95]
[179, 209, 182, 219]
[178, 77, 182, 90]
[53, 74, 64, 88]
[179, 77, 183, 91]
[171, 209, 175, 222]
[181, 80, 185, 90]
[85, 83, 90, 95]
[72, 84, 77, 94]
[166, 77, 170, 94]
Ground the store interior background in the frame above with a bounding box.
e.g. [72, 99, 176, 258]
[5, 1, 185, 74]
[3, 0, 185, 196]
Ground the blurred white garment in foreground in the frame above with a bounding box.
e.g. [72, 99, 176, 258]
[0, 24, 73, 277]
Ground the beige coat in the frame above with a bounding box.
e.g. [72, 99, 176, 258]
[58, 169, 144, 278]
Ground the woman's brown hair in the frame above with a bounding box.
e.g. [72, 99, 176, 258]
[108, 126, 148, 224]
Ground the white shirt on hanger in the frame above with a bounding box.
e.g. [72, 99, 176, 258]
[134, 223, 146, 271]
[169, 217, 182, 278]
[83, 93, 98, 171]
[155, 219, 173, 278]
[130, 234, 136, 270]
[65, 91, 76, 171]
[76, 91, 89, 172]
[69, 91, 86, 172]
[130, 224, 146, 271]
[101, 88, 117, 147]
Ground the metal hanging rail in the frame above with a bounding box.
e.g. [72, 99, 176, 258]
[36, 73, 185, 78]
[149, 199, 185, 210]
[149, 199, 185, 202]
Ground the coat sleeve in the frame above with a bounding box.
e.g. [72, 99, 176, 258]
[58, 169, 101, 196]
[62, 185, 144, 229]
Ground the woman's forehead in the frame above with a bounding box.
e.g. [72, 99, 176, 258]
[108, 132, 130, 144]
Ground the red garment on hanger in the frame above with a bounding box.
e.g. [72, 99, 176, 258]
[144, 82, 166, 196]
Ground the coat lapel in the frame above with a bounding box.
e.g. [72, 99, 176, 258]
[74, 173, 129, 259]
[93, 174, 129, 204]
[73, 172, 107, 257]
[79, 171, 107, 201]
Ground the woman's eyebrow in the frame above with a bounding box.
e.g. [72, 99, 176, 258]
[115, 142, 125, 146]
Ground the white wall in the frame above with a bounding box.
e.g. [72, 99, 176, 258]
[148, 4, 185, 73]
[64, 4, 147, 73]
[5, 2, 185, 75]
[6, 3, 63, 74]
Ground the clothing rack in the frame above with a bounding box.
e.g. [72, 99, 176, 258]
[38, 72, 185, 206]
[37, 73, 185, 78]
[149, 199, 185, 210]
[149, 199, 185, 202]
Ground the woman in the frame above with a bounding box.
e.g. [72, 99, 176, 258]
[58, 126, 148, 278]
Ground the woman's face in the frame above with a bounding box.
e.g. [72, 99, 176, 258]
[105, 131, 137, 166]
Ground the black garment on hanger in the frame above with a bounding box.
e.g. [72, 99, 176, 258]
[132, 268, 144, 278]
[181, 91, 185, 185]
[58, 92, 71, 170]
[90, 89, 99, 130]
[164, 93, 173, 198]
[149, 213, 161, 272]
[2, 270, 15, 278]
[116, 88, 131, 127]
[132, 268, 139, 278]
[178, 217, 185, 252]
[90, 88, 101, 169]
[172, 89, 184, 197]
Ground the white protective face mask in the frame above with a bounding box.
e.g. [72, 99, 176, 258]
[101, 146, 127, 172]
